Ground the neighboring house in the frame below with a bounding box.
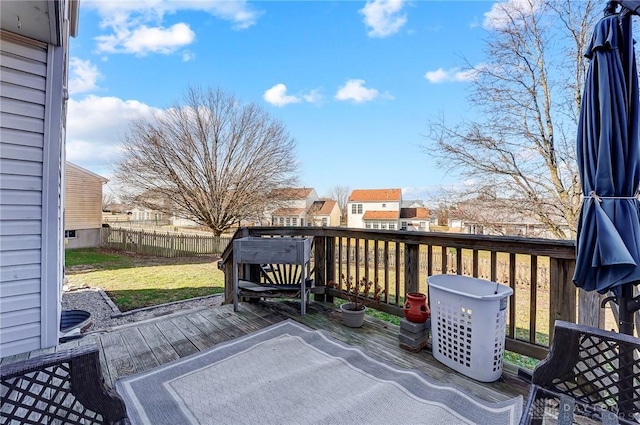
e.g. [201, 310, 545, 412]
[447, 199, 570, 239]
[0, 0, 79, 356]
[307, 200, 341, 227]
[129, 207, 167, 223]
[268, 188, 319, 227]
[347, 189, 402, 229]
[399, 207, 431, 232]
[64, 162, 107, 249]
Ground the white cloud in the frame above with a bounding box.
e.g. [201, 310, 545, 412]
[85, 0, 259, 57]
[483, 0, 540, 30]
[68, 58, 102, 94]
[263, 84, 323, 107]
[302, 89, 323, 104]
[335, 79, 380, 103]
[96, 23, 195, 55]
[263, 84, 301, 107]
[359, 0, 407, 38]
[66, 95, 161, 169]
[424, 66, 481, 84]
[182, 51, 195, 62]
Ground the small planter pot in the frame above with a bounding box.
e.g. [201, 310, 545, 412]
[403, 293, 430, 323]
[340, 303, 366, 328]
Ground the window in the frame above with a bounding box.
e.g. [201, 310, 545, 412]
[65, 230, 76, 238]
[351, 203, 363, 214]
[420, 221, 426, 229]
[401, 221, 407, 230]
[365, 223, 372, 229]
[380, 223, 387, 229]
[357, 204, 362, 214]
[286, 217, 291, 226]
[279, 217, 285, 225]
[292, 218, 298, 226]
[389, 223, 396, 230]
[373, 223, 379, 229]
[382, 203, 386, 208]
[322, 217, 328, 226]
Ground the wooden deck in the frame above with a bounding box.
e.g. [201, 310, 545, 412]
[1, 300, 530, 404]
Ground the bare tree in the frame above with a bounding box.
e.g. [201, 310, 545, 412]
[102, 192, 115, 212]
[115, 87, 299, 236]
[327, 185, 350, 226]
[424, 0, 598, 239]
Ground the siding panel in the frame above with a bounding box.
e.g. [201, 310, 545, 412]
[0, 65, 46, 90]
[0, 323, 40, 344]
[0, 189, 42, 205]
[0, 308, 40, 329]
[0, 249, 41, 266]
[0, 219, 41, 236]
[0, 158, 42, 176]
[0, 174, 41, 190]
[65, 164, 105, 230]
[0, 38, 48, 62]
[0, 30, 49, 357]
[0, 111, 44, 133]
[0, 260, 41, 284]
[0, 51, 47, 75]
[0, 96, 45, 118]
[0, 293, 40, 313]
[0, 81, 46, 104]
[0, 280, 39, 297]
[0, 235, 41, 251]
[0, 127, 43, 148]
[0, 205, 42, 220]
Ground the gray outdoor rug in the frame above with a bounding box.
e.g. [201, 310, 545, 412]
[116, 320, 523, 425]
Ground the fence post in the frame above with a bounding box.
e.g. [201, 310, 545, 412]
[313, 235, 326, 302]
[326, 236, 335, 303]
[404, 243, 420, 294]
[549, 257, 577, 341]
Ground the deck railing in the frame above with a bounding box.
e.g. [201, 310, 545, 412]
[220, 226, 580, 360]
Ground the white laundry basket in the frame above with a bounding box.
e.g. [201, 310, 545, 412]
[427, 274, 513, 382]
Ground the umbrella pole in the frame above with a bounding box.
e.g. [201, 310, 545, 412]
[617, 282, 640, 335]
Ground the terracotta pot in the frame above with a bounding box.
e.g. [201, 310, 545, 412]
[340, 303, 366, 328]
[403, 293, 430, 323]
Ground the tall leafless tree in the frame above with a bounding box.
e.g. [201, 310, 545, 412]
[424, 0, 598, 239]
[327, 185, 351, 226]
[115, 87, 299, 235]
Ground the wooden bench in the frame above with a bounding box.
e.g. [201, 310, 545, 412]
[0, 344, 130, 425]
[520, 321, 640, 424]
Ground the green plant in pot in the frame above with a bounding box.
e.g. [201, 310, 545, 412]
[332, 274, 385, 328]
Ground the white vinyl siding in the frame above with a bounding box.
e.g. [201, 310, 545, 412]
[0, 33, 60, 356]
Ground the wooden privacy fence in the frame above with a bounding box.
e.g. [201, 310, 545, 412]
[101, 227, 231, 257]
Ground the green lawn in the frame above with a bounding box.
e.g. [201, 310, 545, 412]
[65, 248, 225, 312]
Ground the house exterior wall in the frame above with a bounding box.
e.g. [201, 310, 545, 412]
[0, 32, 65, 356]
[347, 201, 400, 228]
[328, 203, 341, 226]
[64, 163, 105, 248]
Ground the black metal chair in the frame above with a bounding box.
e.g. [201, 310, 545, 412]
[520, 321, 640, 425]
[1, 344, 129, 425]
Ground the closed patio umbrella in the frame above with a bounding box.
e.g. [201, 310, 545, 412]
[573, 1, 640, 335]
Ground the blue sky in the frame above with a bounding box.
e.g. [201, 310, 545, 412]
[67, 0, 512, 202]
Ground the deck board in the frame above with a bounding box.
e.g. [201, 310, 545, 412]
[2, 300, 530, 402]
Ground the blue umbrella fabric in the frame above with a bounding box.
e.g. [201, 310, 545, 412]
[573, 13, 640, 295]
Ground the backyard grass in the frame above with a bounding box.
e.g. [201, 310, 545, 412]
[65, 248, 225, 311]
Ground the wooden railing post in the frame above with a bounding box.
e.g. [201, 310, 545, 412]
[404, 243, 420, 295]
[549, 257, 577, 341]
[325, 236, 335, 303]
[313, 236, 326, 301]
